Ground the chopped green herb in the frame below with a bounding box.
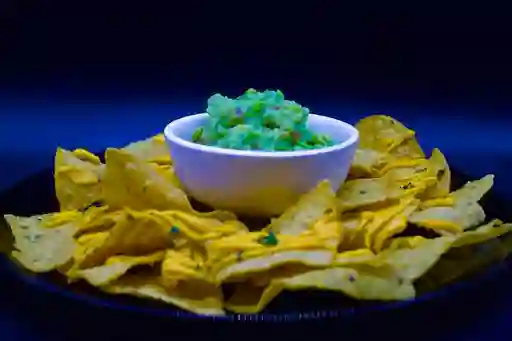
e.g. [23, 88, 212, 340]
[170, 226, 180, 233]
[258, 231, 279, 246]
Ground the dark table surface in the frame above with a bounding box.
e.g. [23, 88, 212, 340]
[1, 95, 512, 340]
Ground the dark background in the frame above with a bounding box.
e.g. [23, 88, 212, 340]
[2, 2, 512, 105]
[2, 2, 512, 340]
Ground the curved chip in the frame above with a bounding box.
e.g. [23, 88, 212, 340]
[388, 136, 425, 159]
[72, 148, 101, 165]
[225, 265, 415, 314]
[338, 177, 392, 211]
[408, 176, 493, 234]
[453, 220, 512, 248]
[5, 214, 77, 272]
[212, 249, 334, 284]
[379, 236, 456, 281]
[338, 212, 373, 251]
[54, 148, 104, 211]
[73, 210, 171, 269]
[356, 115, 415, 152]
[363, 197, 417, 250]
[121, 133, 172, 165]
[349, 149, 389, 178]
[422, 148, 451, 199]
[267, 180, 336, 236]
[451, 174, 494, 204]
[161, 247, 211, 288]
[103, 148, 236, 221]
[408, 203, 484, 234]
[103, 274, 225, 316]
[68, 251, 164, 286]
[372, 199, 420, 252]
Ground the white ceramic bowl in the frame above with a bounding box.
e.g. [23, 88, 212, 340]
[164, 113, 359, 217]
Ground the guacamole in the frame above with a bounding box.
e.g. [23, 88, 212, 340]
[191, 89, 335, 151]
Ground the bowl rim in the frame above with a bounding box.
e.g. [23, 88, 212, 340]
[164, 113, 359, 158]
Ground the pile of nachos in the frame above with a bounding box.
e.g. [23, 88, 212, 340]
[3, 114, 512, 316]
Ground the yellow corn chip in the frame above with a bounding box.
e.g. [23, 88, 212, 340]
[422, 148, 451, 199]
[103, 274, 225, 316]
[73, 210, 170, 269]
[356, 115, 415, 152]
[68, 251, 164, 286]
[337, 177, 393, 211]
[349, 149, 389, 178]
[121, 134, 172, 165]
[388, 136, 425, 159]
[363, 197, 416, 250]
[267, 180, 336, 236]
[161, 247, 210, 288]
[54, 148, 104, 211]
[453, 220, 512, 248]
[338, 212, 373, 251]
[451, 174, 494, 204]
[5, 214, 77, 272]
[103, 148, 235, 221]
[373, 199, 420, 252]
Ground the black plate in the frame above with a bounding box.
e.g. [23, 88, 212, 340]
[1, 164, 512, 323]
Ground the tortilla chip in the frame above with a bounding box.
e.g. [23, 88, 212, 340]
[150, 163, 182, 189]
[72, 148, 101, 165]
[267, 180, 336, 236]
[453, 220, 512, 248]
[161, 248, 210, 288]
[226, 264, 415, 313]
[68, 251, 164, 286]
[363, 197, 416, 250]
[5, 214, 77, 272]
[419, 197, 455, 210]
[338, 212, 373, 251]
[408, 203, 485, 234]
[380, 236, 456, 281]
[349, 149, 389, 178]
[103, 274, 225, 316]
[422, 148, 451, 199]
[224, 282, 285, 314]
[40, 210, 82, 228]
[372, 199, 420, 252]
[356, 115, 415, 152]
[337, 177, 393, 211]
[76, 207, 122, 235]
[103, 148, 235, 221]
[164, 211, 248, 243]
[388, 136, 425, 159]
[211, 249, 334, 284]
[451, 174, 494, 204]
[121, 134, 172, 165]
[72, 231, 110, 269]
[332, 249, 379, 266]
[281, 266, 415, 299]
[54, 148, 104, 211]
[73, 210, 170, 269]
